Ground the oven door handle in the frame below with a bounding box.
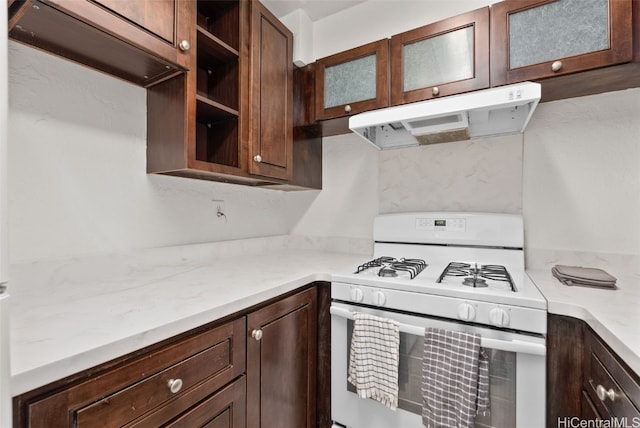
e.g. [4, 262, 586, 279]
[330, 306, 546, 356]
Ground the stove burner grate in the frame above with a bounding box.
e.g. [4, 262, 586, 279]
[437, 262, 517, 291]
[355, 256, 427, 279]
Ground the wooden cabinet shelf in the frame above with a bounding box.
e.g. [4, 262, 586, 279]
[197, 27, 239, 64]
[196, 95, 239, 121]
[147, 0, 298, 186]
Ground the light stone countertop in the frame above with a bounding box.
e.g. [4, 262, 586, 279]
[9, 238, 640, 398]
[525, 247, 640, 378]
[8, 236, 368, 396]
[527, 267, 640, 376]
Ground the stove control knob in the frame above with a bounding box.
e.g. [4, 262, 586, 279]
[457, 303, 476, 321]
[489, 308, 510, 327]
[350, 287, 364, 303]
[372, 290, 387, 306]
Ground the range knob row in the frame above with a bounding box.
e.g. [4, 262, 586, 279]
[348, 287, 511, 328]
[349, 287, 387, 306]
[456, 303, 510, 327]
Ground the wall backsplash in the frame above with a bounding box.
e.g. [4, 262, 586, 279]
[379, 134, 523, 214]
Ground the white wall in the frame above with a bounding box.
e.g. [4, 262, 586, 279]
[289, 133, 379, 239]
[7, 43, 299, 262]
[523, 88, 640, 256]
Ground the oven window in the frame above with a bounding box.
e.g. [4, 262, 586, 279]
[346, 320, 516, 427]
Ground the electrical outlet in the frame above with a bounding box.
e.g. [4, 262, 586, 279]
[211, 200, 226, 219]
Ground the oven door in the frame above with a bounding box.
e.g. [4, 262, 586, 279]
[330, 301, 546, 428]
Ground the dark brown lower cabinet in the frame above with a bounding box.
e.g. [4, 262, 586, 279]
[547, 314, 640, 427]
[13, 284, 326, 428]
[246, 286, 318, 428]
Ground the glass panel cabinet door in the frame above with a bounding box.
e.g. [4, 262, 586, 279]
[491, 0, 633, 86]
[315, 39, 389, 121]
[390, 7, 489, 105]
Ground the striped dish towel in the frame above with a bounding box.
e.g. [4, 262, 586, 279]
[347, 312, 400, 410]
[422, 328, 490, 427]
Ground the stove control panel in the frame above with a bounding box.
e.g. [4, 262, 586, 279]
[415, 217, 466, 232]
[332, 282, 547, 335]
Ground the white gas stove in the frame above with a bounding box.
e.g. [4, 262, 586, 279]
[330, 212, 548, 428]
[331, 211, 547, 334]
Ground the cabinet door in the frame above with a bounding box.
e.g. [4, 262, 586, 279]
[8, 0, 192, 86]
[315, 39, 389, 121]
[248, 0, 293, 181]
[390, 7, 489, 105]
[246, 287, 318, 428]
[491, 0, 633, 86]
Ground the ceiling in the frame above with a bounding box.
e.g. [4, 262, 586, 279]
[261, 0, 367, 22]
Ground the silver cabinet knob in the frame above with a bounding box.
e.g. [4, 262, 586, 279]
[179, 40, 191, 52]
[168, 378, 183, 394]
[344, 104, 352, 113]
[432, 86, 440, 96]
[596, 384, 616, 402]
[551, 60, 563, 72]
[253, 155, 262, 163]
[251, 328, 263, 341]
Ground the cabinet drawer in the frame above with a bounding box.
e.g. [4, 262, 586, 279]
[25, 317, 246, 428]
[77, 334, 235, 425]
[584, 332, 640, 419]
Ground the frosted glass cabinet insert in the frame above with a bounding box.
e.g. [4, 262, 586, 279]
[491, 0, 633, 86]
[390, 7, 490, 105]
[315, 39, 389, 121]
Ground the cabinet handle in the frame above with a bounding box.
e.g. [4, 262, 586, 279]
[551, 61, 563, 72]
[432, 86, 440, 96]
[596, 384, 616, 402]
[179, 40, 191, 52]
[344, 104, 352, 113]
[167, 378, 183, 394]
[253, 155, 262, 163]
[251, 329, 263, 341]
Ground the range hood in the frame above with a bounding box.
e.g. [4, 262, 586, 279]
[349, 82, 541, 150]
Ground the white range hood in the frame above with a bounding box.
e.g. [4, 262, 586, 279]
[349, 82, 541, 150]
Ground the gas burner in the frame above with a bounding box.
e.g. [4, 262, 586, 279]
[463, 277, 487, 287]
[437, 262, 517, 291]
[355, 256, 427, 279]
[378, 268, 398, 277]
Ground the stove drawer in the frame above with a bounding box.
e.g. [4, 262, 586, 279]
[584, 331, 640, 419]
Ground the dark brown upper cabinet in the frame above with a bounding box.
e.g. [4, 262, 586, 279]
[314, 39, 389, 122]
[490, 0, 634, 87]
[247, 1, 293, 182]
[390, 7, 490, 105]
[8, 0, 192, 87]
[147, 0, 294, 186]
